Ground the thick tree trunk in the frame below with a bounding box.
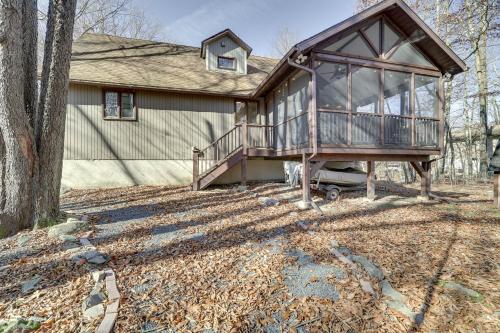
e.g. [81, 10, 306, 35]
[35, 0, 77, 223]
[0, 0, 37, 236]
[22, 0, 38, 128]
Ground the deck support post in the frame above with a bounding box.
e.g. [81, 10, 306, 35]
[241, 121, 248, 188]
[421, 161, 431, 198]
[192, 147, 200, 191]
[301, 154, 312, 207]
[367, 161, 376, 200]
[494, 174, 500, 208]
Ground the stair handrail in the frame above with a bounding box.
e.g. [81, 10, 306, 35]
[198, 124, 242, 156]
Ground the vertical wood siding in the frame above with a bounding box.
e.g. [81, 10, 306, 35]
[65, 84, 235, 160]
[206, 36, 247, 74]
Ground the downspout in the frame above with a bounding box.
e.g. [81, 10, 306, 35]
[287, 57, 318, 161]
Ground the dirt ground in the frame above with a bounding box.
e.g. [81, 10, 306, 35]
[0, 181, 499, 332]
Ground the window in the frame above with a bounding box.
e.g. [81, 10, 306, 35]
[389, 42, 433, 67]
[323, 32, 376, 58]
[415, 75, 439, 118]
[383, 22, 400, 54]
[217, 56, 236, 70]
[315, 61, 348, 110]
[104, 91, 136, 120]
[364, 21, 381, 54]
[352, 66, 380, 113]
[384, 70, 411, 116]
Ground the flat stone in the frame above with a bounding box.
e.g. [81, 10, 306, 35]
[385, 300, 416, 320]
[0, 318, 43, 332]
[16, 235, 32, 247]
[381, 280, 407, 303]
[48, 219, 88, 237]
[331, 247, 356, 269]
[92, 270, 106, 283]
[295, 200, 312, 210]
[59, 234, 78, 243]
[351, 255, 384, 281]
[82, 292, 106, 312]
[237, 185, 248, 192]
[258, 197, 280, 207]
[360, 279, 375, 295]
[21, 275, 42, 294]
[441, 281, 483, 301]
[331, 239, 339, 248]
[83, 304, 105, 320]
[87, 254, 108, 265]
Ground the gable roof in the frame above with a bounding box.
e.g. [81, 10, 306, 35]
[69, 33, 276, 97]
[253, 0, 466, 97]
[200, 28, 253, 58]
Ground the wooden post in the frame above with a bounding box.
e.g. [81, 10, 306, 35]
[421, 161, 431, 198]
[241, 121, 248, 187]
[367, 161, 376, 200]
[494, 174, 499, 208]
[302, 153, 311, 206]
[192, 147, 200, 191]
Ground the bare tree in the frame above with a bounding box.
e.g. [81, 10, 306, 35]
[0, 0, 76, 236]
[273, 27, 300, 57]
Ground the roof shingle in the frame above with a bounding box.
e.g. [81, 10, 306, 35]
[70, 33, 279, 97]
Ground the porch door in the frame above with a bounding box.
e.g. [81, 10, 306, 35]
[234, 100, 260, 125]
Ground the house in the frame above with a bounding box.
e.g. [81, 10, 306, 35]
[63, 0, 466, 205]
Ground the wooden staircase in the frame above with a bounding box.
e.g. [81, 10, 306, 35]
[192, 122, 275, 190]
[192, 125, 244, 190]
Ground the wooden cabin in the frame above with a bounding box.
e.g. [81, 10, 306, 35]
[63, 0, 465, 198]
[191, 0, 466, 205]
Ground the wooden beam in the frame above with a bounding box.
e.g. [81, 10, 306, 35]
[310, 161, 326, 178]
[494, 174, 499, 208]
[420, 161, 431, 198]
[302, 154, 311, 205]
[192, 147, 200, 191]
[367, 161, 376, 200]
[410, 161, 424, 177]
[241, 157, 247, 187]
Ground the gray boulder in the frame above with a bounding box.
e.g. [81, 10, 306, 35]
[21, 275, 41, 294]
[381, 280, 407, 303]
[351, 255, 384, 281]
[83, 304, 105, 320]
[82, 292, 106, 312]
[48, 218, 88, 237]
[258, 197, 280, 207]
[441, 281, 483, 301]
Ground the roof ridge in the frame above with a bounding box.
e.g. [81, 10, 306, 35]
[78, 32, 200, 50]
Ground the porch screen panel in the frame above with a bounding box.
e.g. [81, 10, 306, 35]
[288, 71, 309, 118]
[318, 112, 348, 145]
[315, 61, 347, 110]
[352, 67, 380, 114]
[384, 70, 411, 145]
[415, 75, 438, 118]
[289, 113, 309, 148]
[274, 83, 286, 150]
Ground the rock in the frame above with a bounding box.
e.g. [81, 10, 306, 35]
[83, 304, 105, 320]
[16, 235, 32, 247]
[441, 281, 483, 301]
[289, 211, 298, 216]
[360, 279, 375, 295]
[92, 270, 106, 282]
[0, 318, 43, 332]
[381, 280, 407, 303]
[82, 292, 106, 312]
[0, 265, 10, 272]
[331, 247, 356, 269]
[21, 275, 41, 294]
[295, 200, 311, 210]
[237, 185, 248, 192]
[131, 282, 154, 294]
[87, 254, 108, 265]
[351, 255, 384, 281]
[48, 219, 88, 237]
[59, 234, 78, 243]
[258, 197, 280, 207]
[296, 220, 309, 230]
[331, 239, 339, 248]
[70, 248, 108, 265]
[385, 300, 416, 320]
[81, 215, 89, 222]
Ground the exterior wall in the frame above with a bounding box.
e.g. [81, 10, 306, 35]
[65, 84, 235, 160]
[206, 35, 247, 74]
[61, 159, 284, 189]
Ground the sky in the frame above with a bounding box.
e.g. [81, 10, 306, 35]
[133, 0, 358, 57]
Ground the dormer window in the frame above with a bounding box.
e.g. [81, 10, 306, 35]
[217, 56, 236, 70]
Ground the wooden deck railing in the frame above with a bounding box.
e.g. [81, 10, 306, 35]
[318, 110, 439, 148]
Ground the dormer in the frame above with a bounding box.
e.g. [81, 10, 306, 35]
[201, 29, 252, 75]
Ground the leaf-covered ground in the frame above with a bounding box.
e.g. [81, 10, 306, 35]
[1, 182, 499, 332]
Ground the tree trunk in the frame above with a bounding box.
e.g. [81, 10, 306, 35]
[22, 0, 38, 128]
[475, 33, 489, 180]
[0, 0, 37, 236]
[35, 0, 77, 223]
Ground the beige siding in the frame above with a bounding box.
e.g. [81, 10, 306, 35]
[206, 36, 247, 74]
[65, 84, 235, 160]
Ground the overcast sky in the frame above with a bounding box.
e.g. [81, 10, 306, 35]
[133, 0, 357, 57]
